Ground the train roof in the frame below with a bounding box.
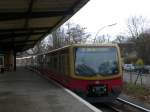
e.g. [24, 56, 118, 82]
[45, 43, 119, 54]
[70, 43, 118, 47]
[18, 43, 119, 58]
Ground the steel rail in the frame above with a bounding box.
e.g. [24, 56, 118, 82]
[117, 98, 150, 112]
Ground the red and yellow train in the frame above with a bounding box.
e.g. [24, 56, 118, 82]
[17, 44, 123, 103]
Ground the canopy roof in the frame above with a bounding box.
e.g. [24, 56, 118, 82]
[0, 0, 89, 52]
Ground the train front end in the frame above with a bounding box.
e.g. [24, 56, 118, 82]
[70, 44, 123, 103]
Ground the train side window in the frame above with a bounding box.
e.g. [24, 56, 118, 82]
[64, 54, 69, 75]
[57, 55, 60, 71]
[58, 55, 62, 74]
[39, 56, 42, 64]
[40, 55, 43, 67]
[60, 55, 65, 75]
[43, 55, 45, 64]
[41, 55, 43, 64]
[47, 54, 51, 67]
[43, 55, 46, 65]
[37, 56, 40, 66]
[51, 56, 54, 69]
[53, 56, 57, 70]
[45, 55, 47, 65]
[49, 56, 52, 68]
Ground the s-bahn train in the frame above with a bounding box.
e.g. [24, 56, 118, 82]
[17, 44, 123, 103]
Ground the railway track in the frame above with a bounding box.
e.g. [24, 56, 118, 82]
[95, 98, 150, 112]
[116, 98, 150, 112]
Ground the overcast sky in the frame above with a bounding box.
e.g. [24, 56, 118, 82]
[69, 0, 150, 40]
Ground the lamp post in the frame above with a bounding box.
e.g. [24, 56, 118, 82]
[93, 23, 117, 43]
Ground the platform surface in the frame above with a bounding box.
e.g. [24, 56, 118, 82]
[0, 68, 95, 112]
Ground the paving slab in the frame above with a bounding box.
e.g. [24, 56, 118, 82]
[0, 68, 96, 112]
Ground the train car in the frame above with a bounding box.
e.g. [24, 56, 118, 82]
[21, 44, 123, 103]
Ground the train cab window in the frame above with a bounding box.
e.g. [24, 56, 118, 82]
[75, 47, 119, 77]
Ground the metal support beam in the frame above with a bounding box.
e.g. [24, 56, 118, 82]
[0, 32, 44, 40]
[1, 43, 34, 50]
[0, 11, 72, 21]
[1, 39, 37, 44]
[37, 0, 86, 43]
[0, 27, 51, 33]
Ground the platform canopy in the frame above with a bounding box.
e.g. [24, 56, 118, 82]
[0, 0, 89, 52]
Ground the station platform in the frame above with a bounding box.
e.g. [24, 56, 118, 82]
[0, 68, 99, 112]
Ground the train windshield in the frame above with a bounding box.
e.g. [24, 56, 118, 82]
[75, 47, 119, 77]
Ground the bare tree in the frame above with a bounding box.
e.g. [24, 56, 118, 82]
[52, 27, 66, 48]
[127, 15, 146, 39]
[134, 32, 150, 64]
[24, 35, 53, 56]
[51, 22, 91, 49]
[25, 40, 46, 55]
[65, 22, 91, 44]
[113, 35, 126, 43]
[126, 15, 150, 64]
[18, 22, 91, 56]
[95, 34, 111, 43]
